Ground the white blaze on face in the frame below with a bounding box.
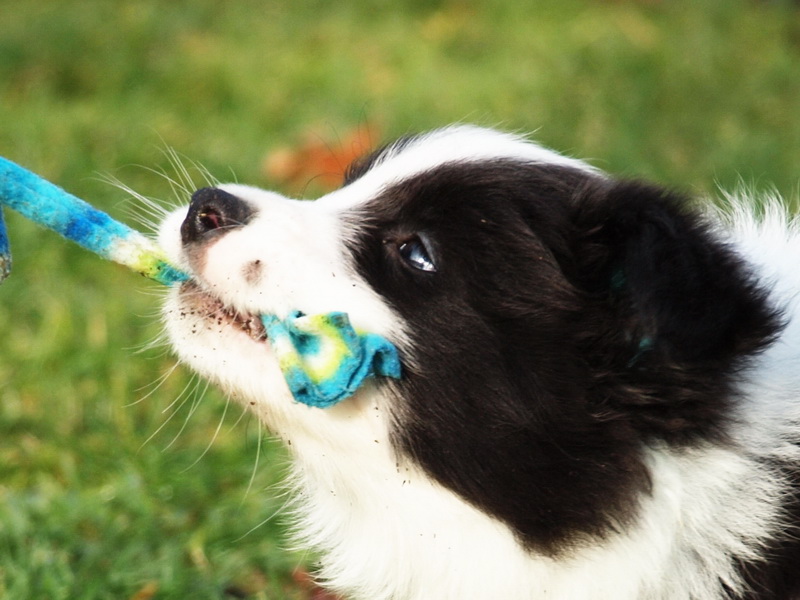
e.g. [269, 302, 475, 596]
[156, 180, 406, 455]
[160, 184, 398, 325]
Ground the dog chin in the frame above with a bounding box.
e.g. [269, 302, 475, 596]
[162, 282, 284, 399]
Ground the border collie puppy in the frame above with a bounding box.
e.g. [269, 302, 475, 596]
[158, 126, 800, 600]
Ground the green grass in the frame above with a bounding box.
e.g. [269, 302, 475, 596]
[0, 0, 798, 598]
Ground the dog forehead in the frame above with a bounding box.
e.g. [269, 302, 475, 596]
[316, 126, 592, 213]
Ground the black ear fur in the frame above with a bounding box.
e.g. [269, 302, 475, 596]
[570, 180, 782, 442]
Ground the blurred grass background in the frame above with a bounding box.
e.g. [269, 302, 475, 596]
[0, 0, 798, 598]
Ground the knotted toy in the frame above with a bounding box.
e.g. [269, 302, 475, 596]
[262, 312, 400, 408]
[0, 156, 401, 408]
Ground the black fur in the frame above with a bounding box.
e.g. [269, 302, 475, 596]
[568, 179, 783, 445]
[346, 160, 785, 561]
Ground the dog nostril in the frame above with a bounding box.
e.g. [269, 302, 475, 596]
[198, 207, 223, 231]
[181, 187, 255, 245]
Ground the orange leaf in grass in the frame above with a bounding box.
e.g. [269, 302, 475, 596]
[263, 125, 380, 194]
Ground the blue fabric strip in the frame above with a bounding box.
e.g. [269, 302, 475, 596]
[261, 311, 402, 408]
[0, 156, 403, 407]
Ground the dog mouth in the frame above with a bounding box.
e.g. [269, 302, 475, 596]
[178, 281, 267, 342]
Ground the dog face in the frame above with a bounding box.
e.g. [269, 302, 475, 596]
[157, 126, 592, 453]
[159, 125, 780, 557]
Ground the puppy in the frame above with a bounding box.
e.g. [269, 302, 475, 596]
[157, 126, 800, 600]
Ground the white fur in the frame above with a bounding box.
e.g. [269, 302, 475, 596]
[159, 127, 800, 599]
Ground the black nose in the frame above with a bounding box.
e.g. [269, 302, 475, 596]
[181, 187, 255, 245]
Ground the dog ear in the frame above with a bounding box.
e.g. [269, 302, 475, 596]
[565, 180, 781, 442]
[569, 179, 779, 371]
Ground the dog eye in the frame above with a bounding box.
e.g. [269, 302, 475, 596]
[398, 235, 436, 273]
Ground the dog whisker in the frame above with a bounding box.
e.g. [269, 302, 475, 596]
[242, 416, 262, 501]
[126, 361, 182, 407]
[179, 388, 229, 472]
[163, 377, 210, 452]
[136, 373, 200, 450]
[159, 146, 220, 197]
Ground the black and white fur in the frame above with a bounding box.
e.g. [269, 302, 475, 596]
[157, 126, 800, 600]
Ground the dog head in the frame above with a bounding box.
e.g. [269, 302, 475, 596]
[159, 125, 779, 553]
